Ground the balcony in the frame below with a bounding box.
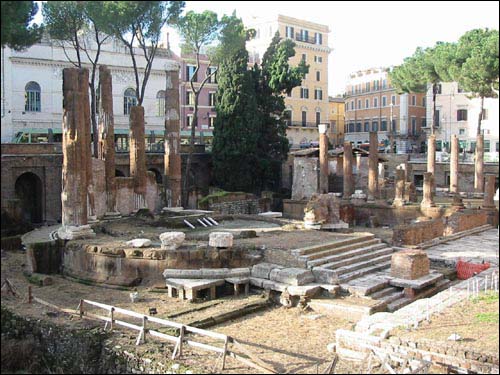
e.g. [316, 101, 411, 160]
[295, 33, 316, 44]
[289, 121, 319, 128]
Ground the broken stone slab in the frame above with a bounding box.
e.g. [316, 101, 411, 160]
[124, 248, 143, 258]
[258, 211, 283, 218]
[388, 272, 444, 290]
[159, 231, 185, 250]
[269, 267, 315, 286]
[249, 277, 265, 288]
[251, 263, 284, 279]
[209, 232, 233, 248]
[321, 221, 349, 230]
[262, 279, 288, 292]
[57, 225, 96, 240]
[162, 268, 251, 279]
[163, 269, 203, 279]
[125, 238, 152, 248]
[287, 285, 321, 297]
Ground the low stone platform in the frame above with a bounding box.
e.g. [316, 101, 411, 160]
[165, 278, 225, 301]
[388, 272, 444, 289]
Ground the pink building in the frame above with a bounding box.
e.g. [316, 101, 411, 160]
[179, 53, 218, 144]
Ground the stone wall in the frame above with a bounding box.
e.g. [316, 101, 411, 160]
[354, 203, 422, 226]
[208, 199, 262, 215]
[443, 210, 488, 235]
[115, 172, 159, 216]
[291, 157, 319, 200]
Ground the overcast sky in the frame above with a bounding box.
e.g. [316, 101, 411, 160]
[36, 1, 499, 96]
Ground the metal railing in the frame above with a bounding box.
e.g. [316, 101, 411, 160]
[295, 33, 316, 44]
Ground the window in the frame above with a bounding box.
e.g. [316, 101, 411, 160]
[434, 110, 440, 127]
[365, 82, 370, 92]
[316, 112, 321, 125]
[25, 81, 41, 112]
[457, 109, 467, 121]
[350, 101, 354, 110]
[459, 129, 465, 135]
[300, 88, 309, 99]
[314, 55, 323, 63]
[156, 90, 165, 116]
[372, 121, 378, 131]
[186, 91, 194, 105]
[301, 111, 307, 126]
[186, 65, 197, 81]
[314, 89, 323, 100]
[186, 115, 193, 128]
[300, 29, 309, 41]
[209, 92, 216, 107]
[382, 79, 387, 89]
[284, 110, 292, 126]
[482, 109, 488, 120]
[411, 118, 417, 134]
[315, 32, 322, 45]
[348, 123, 355, 133]
[382, 96, 387, 107]
[124, 88, 137, 115]
[356, 122, 362, 132]
[373, 97, 378, 108]
[436, 84, 442, 94]
[365, 99, 369, 109]
[484, 140, 490, 152]
[381, 120, 387, 131]
[286, 26, 294, 39]
[301, 53, 307, 62]
[207, 67, 217, 83]
[411, 95, 416, 106]
[391, 95, 396, 105]
[374, 80, 379, 90]
[364, 122, 370, 132]
[496, 142, 499, 152]
[208, 117, 215, 128]
[357, 99, 361, 109]
[422, 97, 426, 107]
[316, 71, 321, 81]
[421, 119, 426, 128]
[392, 119, 397, 132]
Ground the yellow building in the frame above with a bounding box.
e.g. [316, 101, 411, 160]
[246, 15, 331, 149]
[328, 96, 345, 147]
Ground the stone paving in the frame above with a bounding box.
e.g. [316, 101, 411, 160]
[425, 228, 499, 267]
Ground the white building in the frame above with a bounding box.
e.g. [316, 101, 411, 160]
[426, 82, 499, 161]
[1, 34, 179, 144]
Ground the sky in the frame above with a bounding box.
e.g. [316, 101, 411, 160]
[35, 1, 499, 96]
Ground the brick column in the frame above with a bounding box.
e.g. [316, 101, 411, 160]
[483, 174, 496, 209]
[393, 169, 405, 207]
[450, 135, 459, 194]
[319, 124, 329, 194]
[475, 134, 484, 193]
[58, 68, 94, 239]
[98, 65, 119, 216]
[343, 142, 354, 199]
[420, 172, 435, 208]
[164, 62, 182, 208]
[129, 106, 147, 209]
[368, 131, 379, 201]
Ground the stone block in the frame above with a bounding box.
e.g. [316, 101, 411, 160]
[98, 247, 125, 257]
[391, 249, 430, 280]
[57, 225, 96, 240]
[143, 249, 168, 260]
[124, 248, 143, 258]
[262, 279, 287, 292]
[312, 267, 338, 284]
[162, 269, 202, 279]
[251, 263, 284, 279]
[269, 267, 315, 286]
[249, 277, 265, 288]
[209, 232, 233, 248]
[125, 238, 152, 248]
[287, 285, 321, 297]
[159, 231, 185, 250]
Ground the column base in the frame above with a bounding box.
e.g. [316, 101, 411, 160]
[104, 211, 122, 219]
[57, 225, 96, 240]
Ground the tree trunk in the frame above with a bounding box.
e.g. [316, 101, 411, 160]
[89, 81, 98, 157]
[431, 83, 437, 136]
[183, 92, 199, 208]
[477, 96, 484, 136]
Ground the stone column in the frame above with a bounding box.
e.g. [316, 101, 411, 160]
[368, 131, 379, 201]
[79, 69, 96, 220]
[319, 124, 329, 194]
[343, 142, 354, 199]
[427, 134, 436, 177]
[129, 105, 148, 209]
[420, 172, 435, 208]
[356, 153, 362, 174]
[98, 66, 119, 217]
[58, 68, 94, 239]
[483, 174, 496, 209]
[474, 134, 484, 193]
[164, 62, 182, 208]
[393, 169, 406, 207]
[450, 135, 459, 194]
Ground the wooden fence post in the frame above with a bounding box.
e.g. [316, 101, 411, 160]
[79, 299, 84, 318]
[221, 336, 229, 370]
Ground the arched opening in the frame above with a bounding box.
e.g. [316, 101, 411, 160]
[115, 169, 126, 177]
[148, 168, 162, 184]
[15, 172, 43, 224]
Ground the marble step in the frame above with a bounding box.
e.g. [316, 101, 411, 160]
[291, 234, 375, 256]
[377, 290, 405, 305]
[311, 246, 393, 269]
[299, 239, 381, 262]
[386, 279, 451, 312]
[324, 254, 393, 275]
[337, 261, 392, 283]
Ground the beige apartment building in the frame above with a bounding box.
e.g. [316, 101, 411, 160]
[246, 15, 331, 149]
[328, 96, 345, 147]
[344, 67, 427, 153]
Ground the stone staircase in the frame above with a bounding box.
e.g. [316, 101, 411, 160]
[291, 234, 395, 284]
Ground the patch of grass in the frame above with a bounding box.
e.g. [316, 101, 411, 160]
[475, 312, 499, 323]
[471, 291, 499, 304]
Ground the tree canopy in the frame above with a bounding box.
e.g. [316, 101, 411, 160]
[1, 1, 43, 50]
